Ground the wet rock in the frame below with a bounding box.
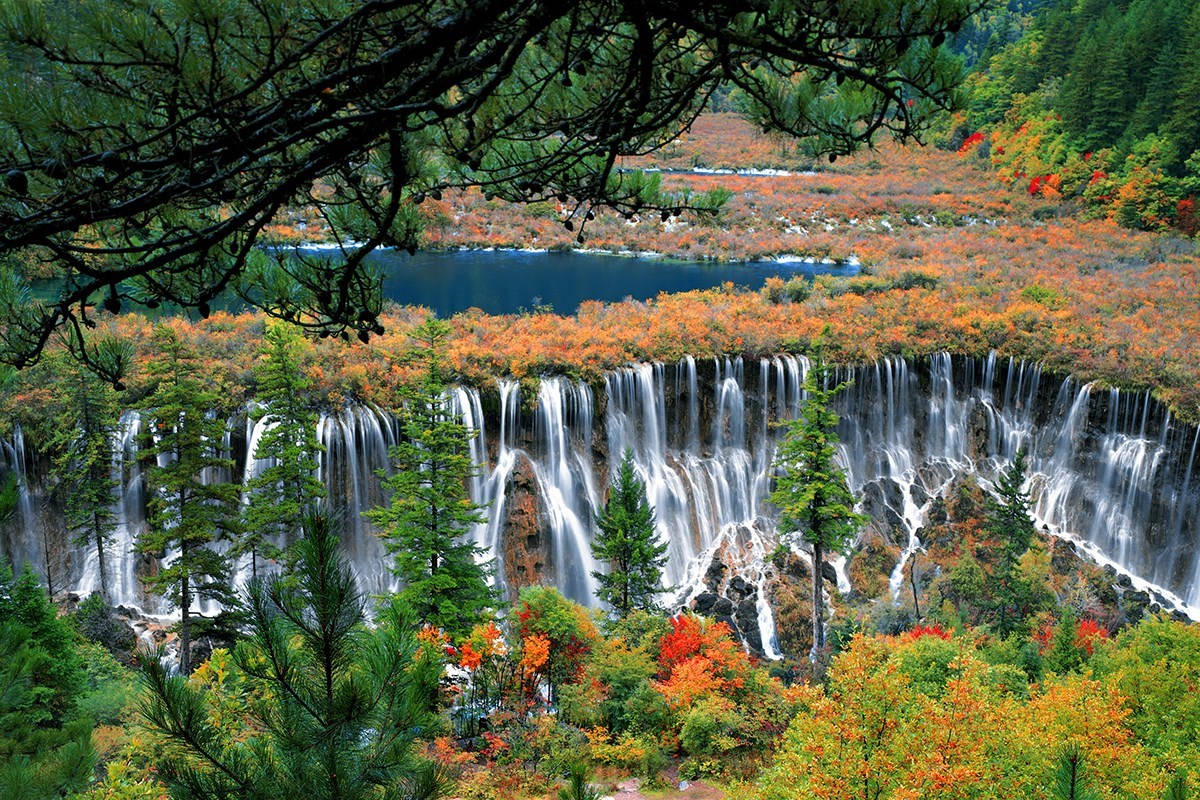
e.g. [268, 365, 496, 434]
[692, 592, 719, 613]
[704, 559, 727, 590]
[711, 597, 734, 616]
[820, 562, 839, 584]
[499, 456, 549, 599]
[729, 575, 752, 598]
[736, 598, 759, 623]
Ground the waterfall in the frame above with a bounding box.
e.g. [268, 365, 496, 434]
[2, 352, 1198, 644]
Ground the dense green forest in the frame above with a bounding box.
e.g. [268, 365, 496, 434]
[958, 0, 1200, 230]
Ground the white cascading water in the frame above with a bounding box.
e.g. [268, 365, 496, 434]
[2, 352, 1198, 647]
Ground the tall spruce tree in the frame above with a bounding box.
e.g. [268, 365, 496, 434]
[48, 352, 121, 601]
[237, 323, 325, 577]
[770, 361, 865, 662]
[139, 515, 446, 800]
[985, 449, 1038, 636]
[137, 324, 239, 674]
[365, 318, 494, 639]
[591, 449, 669, 616]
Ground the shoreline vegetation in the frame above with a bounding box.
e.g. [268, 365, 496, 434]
[8, 116, 1200, 426]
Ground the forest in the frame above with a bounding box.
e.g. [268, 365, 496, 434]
[3, 1, 1200, 800]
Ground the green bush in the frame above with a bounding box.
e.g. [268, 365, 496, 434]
[74, 593, 137, 661]
[680, 696, 744, 757]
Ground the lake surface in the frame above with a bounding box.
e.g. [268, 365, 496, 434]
[367, 249, 857, 316]
[31, 249, 858, 318]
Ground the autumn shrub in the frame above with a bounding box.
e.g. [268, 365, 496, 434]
[586, 729, 668, 779]
[887, 633, 962, 698]
[757, 633, 1166, 800]
[1089, 614, 1200, 777]
[680, 696, 744, 757]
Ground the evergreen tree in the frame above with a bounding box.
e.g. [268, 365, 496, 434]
[1045, 604, 1084, 675]
[769, 362, 865, 662]
[48, 353, 121, 601]
[1162, 3, 1200, 170]
[0, 561, 85, 720]
[985, 450, 1038, 636]
[237, 322, 325, 577]
[0, 560, 94, 800]
[0, 624, 95, 800]
[1050, 744, 1100, 800]
[591, 449, 669, 617]
[365, 319, 494, 639]
[137, 324, 239, 674]
[139, 515, 446, 800]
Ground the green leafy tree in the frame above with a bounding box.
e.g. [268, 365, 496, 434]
[0, 560, 94, 799]
[365, 319, 494, 639]
[769, 362, 865, 661]
[47, 352, 121, 601]
[0, 1, 981, 370]
[591, 449, 669, 617]
[0, 469, 17, 524]
[0, 623, 96, 800]
[237, 322, 326, 577]
[136, 324, 239, 674]
[985, 450, 1037, 636]
[139, 515, 446, 800]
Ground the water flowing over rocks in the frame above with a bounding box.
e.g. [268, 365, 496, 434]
[2, 353, 1198, 652]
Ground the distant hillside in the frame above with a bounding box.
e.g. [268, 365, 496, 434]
[957, 0, 1200, 231]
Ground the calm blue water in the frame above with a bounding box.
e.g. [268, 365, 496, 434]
[369, 249, 857, 316]
[31, 249, 857, 318]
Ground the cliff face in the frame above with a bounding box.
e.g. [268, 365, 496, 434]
[2, 353, 1198, 651]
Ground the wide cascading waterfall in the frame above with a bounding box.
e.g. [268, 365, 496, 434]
[1, 352, 1198, 640]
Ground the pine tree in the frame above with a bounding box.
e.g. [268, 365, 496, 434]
[365, 319, 494, 639]
[985, 450, 1038, 636]
[136, 324, 239, 674]
[48, 353, 120, 601]
[769, 362, 865, 662]
[237, 322, 325, 577]
[591, 449, 670, 616]
[1045, 604, 1084, 675]
[1051, 744, 1100, 800]
[0, 623, 95, 800]
[139, 515, 446, 800]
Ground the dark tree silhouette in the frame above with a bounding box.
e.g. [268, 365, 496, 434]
[0, 0, 981, 374]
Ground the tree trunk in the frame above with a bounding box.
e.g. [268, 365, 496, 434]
[95, 519, 109, 602]
[180, 543, 191, 675]
[811, 539, 825, 661]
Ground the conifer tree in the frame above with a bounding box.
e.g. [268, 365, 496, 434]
[985, 450, 1038, 637]
[48, 352, 120, 601]
[365, 318, 494, 639]
[140, 515, 446, 800]
[137, 324, 239, 674]
[1045, 604, 1084, 675]
[237, 323, 325, 577]
[769, 361, 865, 662]
[591, 449, 669, 617]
